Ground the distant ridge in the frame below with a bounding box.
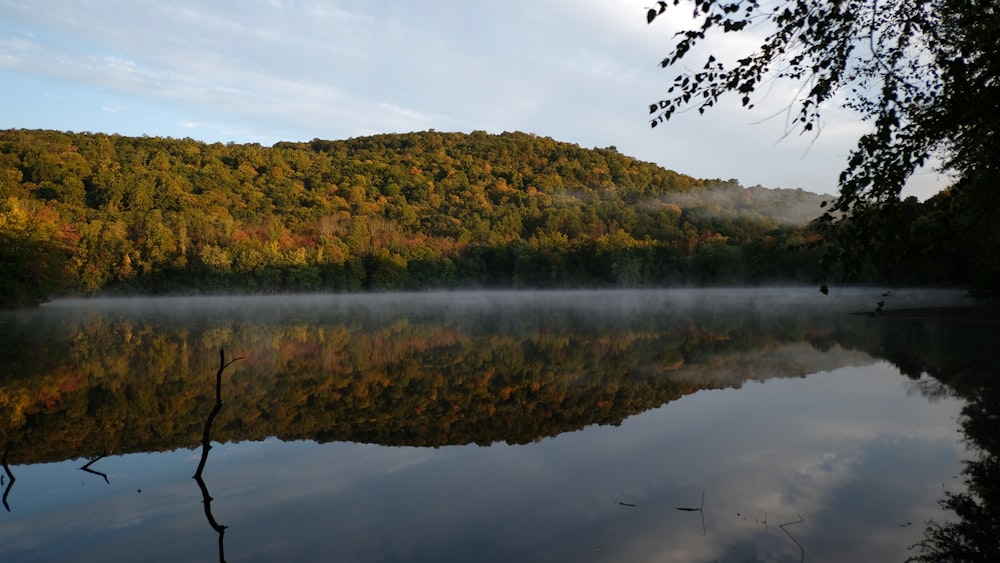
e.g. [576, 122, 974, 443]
[1, 128, 827, 303]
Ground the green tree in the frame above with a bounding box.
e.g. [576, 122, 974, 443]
[2, 129, 839, 297]
[646, 0, 1000, 297]
[0, 198, 76, 307]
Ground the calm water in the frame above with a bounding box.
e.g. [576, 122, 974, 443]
[0, 288, 995, 562]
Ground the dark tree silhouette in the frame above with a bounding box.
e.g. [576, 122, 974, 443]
[647, 0, 1000, 297]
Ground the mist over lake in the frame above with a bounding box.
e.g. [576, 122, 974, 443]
[0, 288, 994, 562]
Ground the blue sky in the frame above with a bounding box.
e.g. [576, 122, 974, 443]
[0, 0, 948, 199]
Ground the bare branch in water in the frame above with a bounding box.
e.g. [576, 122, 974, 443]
[80, 456, 110, 484]
[194, 348, 243, 563]
[2, 443, 14, 512]
[779, 514, 805, 563]
[675, 490, 706, 535]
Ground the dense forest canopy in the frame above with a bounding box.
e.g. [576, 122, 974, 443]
[0, 128, 839, 306]
[0, 128, 965, 307]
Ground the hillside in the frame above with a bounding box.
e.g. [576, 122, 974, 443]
[0, 129, 829, 306]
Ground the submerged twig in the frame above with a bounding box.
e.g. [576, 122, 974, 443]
[675, 490, 706, 535]
[779, 513, 805, 562]
[2, 443, 14, 512]
[80, 456, 110, 484]
[675, 490, 705, 511]
[194, 348, 243, 563]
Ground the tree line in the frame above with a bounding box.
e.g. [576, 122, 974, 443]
[0, 128, 832, 306]
[1, 128, 971, 308]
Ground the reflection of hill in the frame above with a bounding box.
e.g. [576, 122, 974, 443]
[0, 291, 949, 465]
[856, 312, 1000, 562]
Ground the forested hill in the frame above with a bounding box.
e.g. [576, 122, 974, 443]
[1, 128, 829, 306]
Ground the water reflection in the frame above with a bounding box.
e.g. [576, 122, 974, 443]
[674, 490, 706, 536]
[80, 456, 110, 485]
[905, 317, 1000, 562]
[193, 349, 242, 563]
[2, 289, 954, 462]
[0, 288, 993, 561]
[1, 443, 13, 512]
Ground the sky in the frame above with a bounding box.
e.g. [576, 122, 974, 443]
[0, 0, 949, 199]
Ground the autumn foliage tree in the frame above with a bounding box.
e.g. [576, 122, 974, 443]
[0, 197, 76, 307]
[0, 129, 836, 302]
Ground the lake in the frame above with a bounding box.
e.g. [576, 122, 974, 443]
[1, 288, 996, 562]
